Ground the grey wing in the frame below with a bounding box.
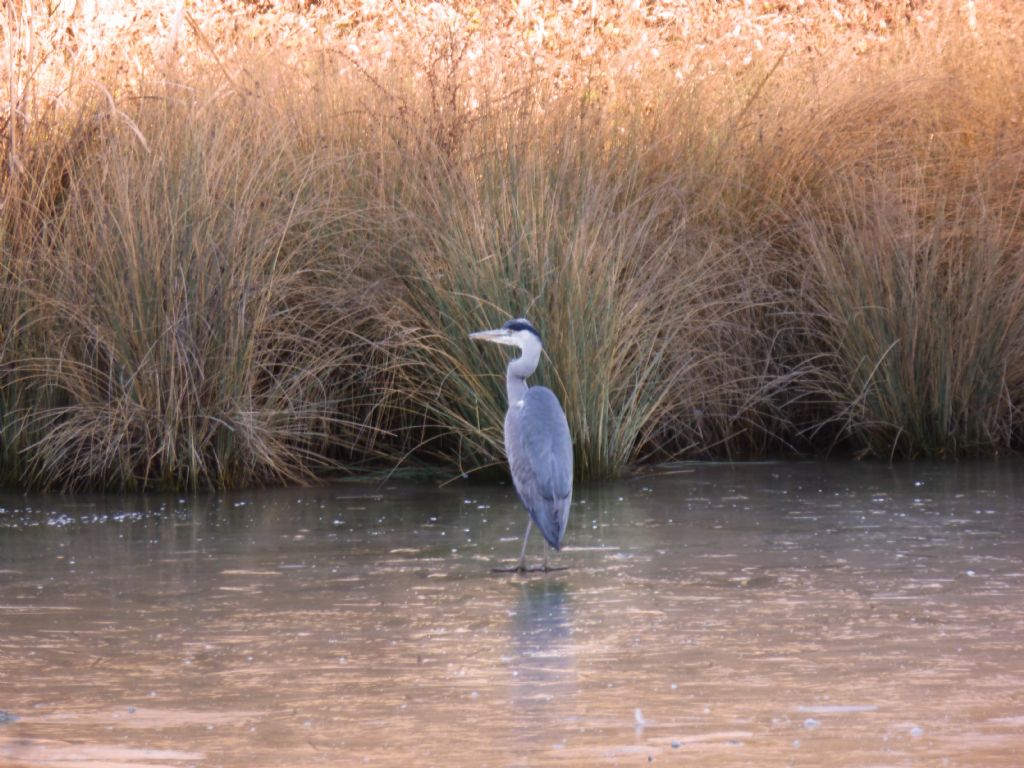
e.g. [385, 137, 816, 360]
[504, 386, 573, 550]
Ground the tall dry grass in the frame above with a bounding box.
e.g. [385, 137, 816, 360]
[1, 2, 1023, 490]
[746, 33, 1024, 458]
[383, 80, 791, 478]
[1, 59, 401, 489]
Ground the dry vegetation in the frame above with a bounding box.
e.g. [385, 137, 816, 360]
[2, 1, 1023, 489]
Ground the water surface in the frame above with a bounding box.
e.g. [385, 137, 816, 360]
[1, 461, 1023, 766]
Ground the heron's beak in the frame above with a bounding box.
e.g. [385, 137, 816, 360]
[469, 328, 516, 346]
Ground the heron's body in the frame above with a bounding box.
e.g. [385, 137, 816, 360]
[505, 386, 572, 550]
[470, 318, 573, 571]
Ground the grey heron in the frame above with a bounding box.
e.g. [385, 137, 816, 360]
[470, 318, 572, 573]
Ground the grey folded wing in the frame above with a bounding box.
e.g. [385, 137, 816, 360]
[504, 386, 573, 549]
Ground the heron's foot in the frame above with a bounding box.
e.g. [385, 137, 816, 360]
[490, 563, 528, 574]
[490, 563, 568, 574]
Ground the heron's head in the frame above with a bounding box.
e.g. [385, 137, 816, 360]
[469, 318, 542, 350]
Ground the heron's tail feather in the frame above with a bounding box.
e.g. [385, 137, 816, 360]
[531, 495, 570, 550]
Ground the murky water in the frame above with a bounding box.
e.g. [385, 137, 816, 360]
[1, 461, 1023, 767]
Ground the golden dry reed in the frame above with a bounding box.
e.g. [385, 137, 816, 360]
[1, 2, 1022, 489]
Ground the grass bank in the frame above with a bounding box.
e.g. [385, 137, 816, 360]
[2, 2, 1023, 490]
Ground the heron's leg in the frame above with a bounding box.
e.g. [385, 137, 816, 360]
[537, 542, 568, 573]
[491, 519, 532, 573]
[516, 519, 532, 567]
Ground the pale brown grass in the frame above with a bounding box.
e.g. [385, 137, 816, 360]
[1, 2, 1023, 489]
[743, 34, 1024, 457]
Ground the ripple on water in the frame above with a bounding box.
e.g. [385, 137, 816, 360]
[1, 463, 1023, 766]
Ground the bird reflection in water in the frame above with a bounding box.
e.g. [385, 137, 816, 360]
[506, 579, 577, 739]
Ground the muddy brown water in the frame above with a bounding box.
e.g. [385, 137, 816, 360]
[1, 461, 1023, 767]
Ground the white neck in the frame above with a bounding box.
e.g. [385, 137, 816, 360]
[506, 334, 542, 403]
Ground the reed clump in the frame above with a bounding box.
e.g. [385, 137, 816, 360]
[746, 34, 1024, 457]
[384, 83, 790, 478]
[2, 2, 1023, 490]
[1, 62, 400, 489]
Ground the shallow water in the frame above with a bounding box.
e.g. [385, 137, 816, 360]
[1, 461, 1023, 767]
